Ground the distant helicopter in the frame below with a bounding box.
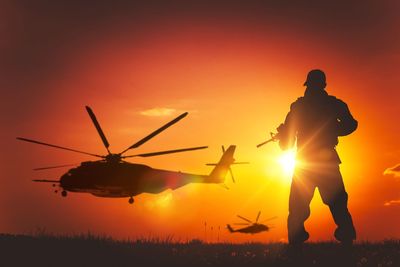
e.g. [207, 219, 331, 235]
[227, 211, 276, 234]
[17, 106, 238, 204]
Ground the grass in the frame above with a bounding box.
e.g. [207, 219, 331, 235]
[0, 233, 398, 267]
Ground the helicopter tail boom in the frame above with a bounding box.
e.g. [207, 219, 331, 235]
[227, 224, 235, 233]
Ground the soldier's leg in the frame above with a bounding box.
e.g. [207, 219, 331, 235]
[288, 170, 315, 244]
[318, 165, 356, 242]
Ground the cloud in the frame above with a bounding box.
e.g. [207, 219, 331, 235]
[140, 108, 177, 117]
[384, 200, 400, 206]
[383, 164, 400, 177]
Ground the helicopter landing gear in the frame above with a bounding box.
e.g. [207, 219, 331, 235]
[128, 197, 134, 204]
[61, 190, 67, 197]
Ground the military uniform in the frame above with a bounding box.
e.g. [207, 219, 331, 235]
[278, 85, 358, 244]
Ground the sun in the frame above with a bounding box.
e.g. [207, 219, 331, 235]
[278, 150, 297, 177]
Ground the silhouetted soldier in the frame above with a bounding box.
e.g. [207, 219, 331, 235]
[277, 69, 357, 246]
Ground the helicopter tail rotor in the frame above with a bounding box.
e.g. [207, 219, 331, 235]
[207, 145, 236, 183]
[206, 145, 248, 183]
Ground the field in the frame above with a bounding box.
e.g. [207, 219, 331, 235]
[0, 233, 398, 267]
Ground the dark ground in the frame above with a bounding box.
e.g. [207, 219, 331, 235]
[0, 234, 398, 267]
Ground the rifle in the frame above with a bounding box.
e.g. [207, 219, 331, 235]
[256, 132, 279, 148]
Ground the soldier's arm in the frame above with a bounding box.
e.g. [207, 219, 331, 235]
[277, 102, 298, 150]
[336, 100, 358, 136]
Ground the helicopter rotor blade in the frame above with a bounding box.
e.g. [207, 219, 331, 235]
[16, 137, 104, 158]
[85, 106, 111, 154]
[255, 211, 261, 223]
[237, 215, 253, 223]
[122, 146, 208, 158]
[233, 223, 251, 225]
[119, 112, 188, 155]
[229, 167, 235, 183]
[260, 216, 278, 223]
[32, 179, 60, 183]
[206, 161, 249, 166]
[218, 183, 229, 190]
[33, 164, 77, 171]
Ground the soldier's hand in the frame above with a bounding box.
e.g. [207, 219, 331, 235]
[277, 123, 285, 133]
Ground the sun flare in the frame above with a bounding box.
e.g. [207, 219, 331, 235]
[278, 150, 297, 177]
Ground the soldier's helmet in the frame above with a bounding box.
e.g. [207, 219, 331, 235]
[303, 69, 326, 88]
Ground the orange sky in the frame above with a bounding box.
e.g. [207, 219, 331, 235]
[1, 1, 399, 242]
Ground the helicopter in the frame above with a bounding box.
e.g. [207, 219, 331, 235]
[227, 211, 276, 234]
[17, 106, 238, 204]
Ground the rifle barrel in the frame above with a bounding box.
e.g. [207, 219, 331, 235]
[256, 138, 274, 148]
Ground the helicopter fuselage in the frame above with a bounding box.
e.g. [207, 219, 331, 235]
[59, 161, 209, 198]
[18, 108, 236, 204]
[229, 224, 269, 234]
